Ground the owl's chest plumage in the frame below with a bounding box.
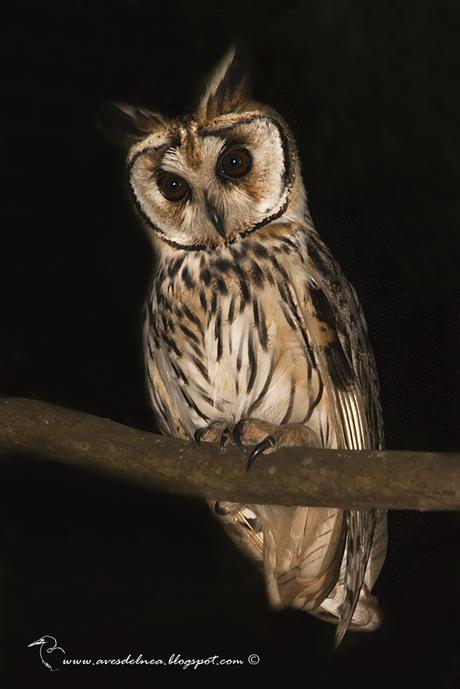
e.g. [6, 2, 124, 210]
[144, 227, 332, 443]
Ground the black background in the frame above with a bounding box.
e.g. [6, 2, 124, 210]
[1, 1, 460, 687]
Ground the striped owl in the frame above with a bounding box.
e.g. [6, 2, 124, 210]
[112, 49, 387, 644]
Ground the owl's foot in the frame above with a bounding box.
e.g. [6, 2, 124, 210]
[194, 421, 232, 453]
[233, 419, 319, 471]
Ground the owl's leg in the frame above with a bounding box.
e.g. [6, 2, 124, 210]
[194, 420, 232, 452]
[195, 422, 245, 515]
[233, 419, 319, 470]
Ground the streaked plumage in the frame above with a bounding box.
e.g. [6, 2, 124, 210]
[113, 49, 387, 643]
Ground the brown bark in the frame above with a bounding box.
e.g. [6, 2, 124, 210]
[0, 396, 459, 510]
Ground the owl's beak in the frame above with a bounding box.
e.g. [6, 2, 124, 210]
[206, 203, 226, 239]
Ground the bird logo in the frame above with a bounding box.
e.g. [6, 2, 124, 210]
[27, 635, 65, 671]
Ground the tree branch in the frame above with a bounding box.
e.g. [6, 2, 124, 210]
[0, 396, 459, 510]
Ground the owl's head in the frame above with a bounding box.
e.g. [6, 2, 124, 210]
[110, 49, 307, 251]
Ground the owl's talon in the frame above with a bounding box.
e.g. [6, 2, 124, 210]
[233, 421, 248, 452]
[220, 429, 230, 453]
[247, 436, 276, 471]
[194, 422, 233, 449]
[194, 427, 208, 445]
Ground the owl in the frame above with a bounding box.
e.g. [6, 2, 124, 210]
[109, 49, 387, 644]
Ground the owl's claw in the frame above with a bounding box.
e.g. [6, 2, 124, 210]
[232, 420, 248, 452]
[196, 418, 312, 467]
[247, 436, 276, 471]
[219, 429, 230, 453]
[193, 421, 232, 451]
[235, 419, 319, 468]
[194, 427, 209, 445]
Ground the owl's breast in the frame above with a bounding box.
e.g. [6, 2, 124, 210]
[145, 231, 325, 440]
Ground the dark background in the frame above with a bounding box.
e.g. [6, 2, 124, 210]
[1, 1, 460, 687]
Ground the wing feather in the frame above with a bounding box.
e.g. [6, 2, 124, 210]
[301, 228, 385, 641]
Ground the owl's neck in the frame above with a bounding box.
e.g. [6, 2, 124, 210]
[152, 206, 312, 258]
[149, 221, 312, 308]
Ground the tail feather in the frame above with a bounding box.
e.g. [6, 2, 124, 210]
[257, 505, 346, 611]
[334, 509, 376, 647]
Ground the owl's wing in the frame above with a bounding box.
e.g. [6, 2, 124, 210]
[298, 227, 384, 644]
[303, 227, 383, 452]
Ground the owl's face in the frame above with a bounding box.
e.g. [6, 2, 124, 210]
[116, 50, 307, 250]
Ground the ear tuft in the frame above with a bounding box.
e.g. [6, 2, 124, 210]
[197, 47, 250, 120]
[97, 101, 167, 146]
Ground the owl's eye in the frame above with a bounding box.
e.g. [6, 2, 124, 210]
[156, 171, 190, 202]
[217, 147, 252, 180]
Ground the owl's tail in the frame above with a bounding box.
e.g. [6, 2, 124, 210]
[316, 507, 387, 643]
[255, 504, 386, 644]
[332, 509, 376, 645]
